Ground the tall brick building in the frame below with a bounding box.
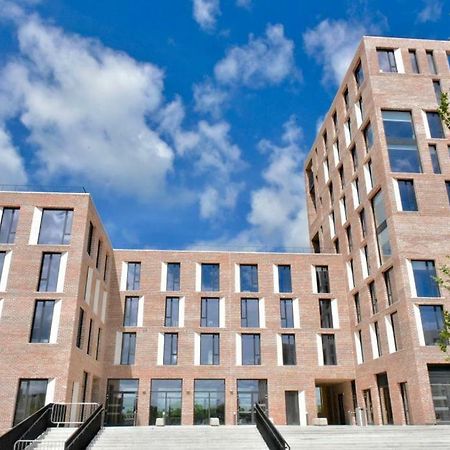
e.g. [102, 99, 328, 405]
[0, 36, 449, 434]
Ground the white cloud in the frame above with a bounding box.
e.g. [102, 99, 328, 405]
[200, 184, 240, 219]
[0, 14, 175, 196]
[303, 19, 374, 86]
[192, 0, 220, 31]
[193, 81, 228, 117]
[0, 126, 28, 185]
[236, 0, 251, 9]
[417, 0, 443, 23]
[214, 24, 296, 88]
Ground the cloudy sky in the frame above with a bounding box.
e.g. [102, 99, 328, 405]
[0, 0, 448, 250]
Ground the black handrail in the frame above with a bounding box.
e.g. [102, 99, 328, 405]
[254, 403, 290, 450]
[65, 404, 104, 450]
[0, 403, 54, 450]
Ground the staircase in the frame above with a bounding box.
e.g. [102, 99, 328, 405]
[88, 426, 268, 450]
[14, 427, 76, 449]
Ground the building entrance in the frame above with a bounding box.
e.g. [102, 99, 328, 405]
[428, 365, 450, 424]
[237, 379, 267, 425]
[105, 379, 138, 426]
[150, 379, 182, 425]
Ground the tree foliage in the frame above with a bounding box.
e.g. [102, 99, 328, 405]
[436, 261, 450, 357]
[438, 91, 450, 130]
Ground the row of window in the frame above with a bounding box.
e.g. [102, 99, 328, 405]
[124, 262, 331, 294]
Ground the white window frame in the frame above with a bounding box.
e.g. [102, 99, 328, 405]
[363, 163, 373, 193]
[413, 304, 426, 346]
[160, 262, 167, 292]
[0, 251, 12, 292]
[84, 267, 93, 305]
[235, 333, 242, 366]
[360, 248, 369, 280]
[49, 300, 62, 344]
[101, 290, 108, 323]
[339, 198, 347, 224]
[29, 207, 43, 245]
[385, 315, 396, 353]
[394, 48, 405, 74]
[316, 334, 324, 366]
[93, 279, 100, 314]
[120, 262, 127, 291]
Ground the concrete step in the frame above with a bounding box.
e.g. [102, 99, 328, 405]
[17, 428, 77, 450]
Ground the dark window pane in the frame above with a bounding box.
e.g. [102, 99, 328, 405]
[354, 293, 361, 323]
[165, 297, 179, 327]
[30, 300, 55, 343]
[126, 262, 141, 290]
[446, 182, 450, 204]
[200, 333, 220, 365]
[364, 123, 374, 150]
[427, 112, 444, 139]
[201, 298, 220, 327]
[240, 265, 258, 292]
[429, 145, 441, 174]
[433, 81, 442, 103]
[419, 305, 444, 345]
[0, 208, 19, 244]
[409, 50, 419, 73]
[96, 240, 102, 269]
[201, 264, 220, 291]
[87, 222, 94, 256]
[124, 297, 139, 327]
[372, 191, 391, 263]
[412, 260, 440, 297]
[391, 312, 402, 351]
[322, 334, 337, 365]
[163, 333, 178, 365]
[355, 62, 364, 86]
[194, 379, 225, 425]
[374, 321, 382, 356]
[120, 332, 136, 365]
[281, 334, 296, 365]
[398, 179, 418, 211]
[315, 266, 330, 293]
[38, 209, 73, 245]
[278, 265, 292, 293]
[319, 299, 333, 328]
[242, 334, 261, 365]
[241, 298, 260, 327]
[38, 253, 61, 292]
[377, 49, 397, 73]
[76, 308, 84, 349]
[280, 299, 294, 328]
[150, 379, 182, 425]
[13, 379, 48, 426]
[426, 51, 437, 74]
[166, 263, 180, 291]
[384, 267, 396, 305]
[369, 282, 378, 314]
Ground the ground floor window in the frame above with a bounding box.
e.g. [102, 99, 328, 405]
[150, 379, 182, 425]
[193, 379, 225, 425]
[237, 379, 267, 425]
[14, 379, 48, 426]
[105, 379, 138, 426]
[428, 365, 450, 424]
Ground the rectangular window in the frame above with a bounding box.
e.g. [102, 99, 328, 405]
[398, 179, 418, 211]
[343, 88, 349, 110]
[409, 50, 419, 73]
[433, 80, 442, 103]
[76, 308, 85, 349]
[374, 321, 382, 356]
[446, 181, 450, 204]
[429, 145, 441, 174]
[332, 111, 337, 131]
[419, 305, 444, 345]
[166, 263, 180, 291]
[346, 226, 353, 252]
[278, 265, 292, 293]
[0, 208, 19, 244]
[87, 222, 94, 256]
[350, 146, 358, 172]
[165, 297, 179, 327]
[126, 262, 141, 291]
[315, 266, 330, 293]
[38, 209, 73, 245]
[86, 319, 93, 355]
[364, 123, 374, 151]
[13, 379, 48, 426]
[96, 328, 102, 360]
[364, 245, 371, 276]
[369, 281, 378, 314]
[426, 50, 437, 74]
[390, 312, 402, 351]
[338, 166, 344, 189]
[123, 297, 139, 327]
[426, 112, 445, 139]
[400, 382, 411, 425]
[281, 334, 296, 365]
[354, 61, 364, 87]
[96, 240, 102, 269]
[201, 297, 220, 327]
[377, 49, 397, 72]
[384, 267, 396, 305]
[382, 111, 421, 173]
[1, 251, 7, 284]
[163, 333, 178, 365]
[103, 254, 109, 282]
[120, 332, 136, 365]
[38, 253, 61, 292]
[412, 260, 440, 297]
[354, 292, 361, 323]
[30, 300, 55, 343]
[200, 333, 220, 365]
[319, 299, 333, 328]
[201, 263, 220, 291]
[280, 299, 294, 328]
[241, 334, 261, 365]
[372, 190, 392, 263]
[321, 334, 337, 365]
[241, 298, 260, 327]
[240, 264, 258, 292]
[359, 209, 367, 237]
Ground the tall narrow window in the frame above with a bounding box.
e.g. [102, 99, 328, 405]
[338, 166, 345, 189]
[86, 222, 94, 256]
[201, 298, 219, 327]
[281, 334, 296, 365]
[363, 245, 371, 276]
[86, 319, 93, 355]
[372, 190, 392, 264]
[409, 50, 419, 73]
[364, 123, 374, 151]
[419, 305, 444, 345]
[346, 226, 353, 252]
[354, 293, 361, 323]
[319, 299, 333, 328]
[354, 61, 364, 87]
[120, 332, 136, 365]
[103, 254, 109, 282]
[38, 209, 73, 245]
[446, 181, 450, 204]
[390, 312, 402, 351]
[200, 333, 220, 365]
[30, 300, 55, 343]
[96, 328, 102, 360]
[240, 264, 258, 292]
[429, 145, 441, 174]
[384, 267, 396, 305]
[426, 112, 445, 139]
[359, 209, 367, 238]
[377, 49, 397, 72]
[96, 240, 102, 269]
[350, 146, 358, 172]
[0, 208, 19, 244]
[400, 383, 411, 425]
[397, 179, 418, 211]
[411, 260, 440, 297]
[315, 266, 330, 293]
[369, 281, 378, 315]
[166, 263, 180, 291]
[241, 298, 260, 328]
[201, 263, 220, 291]
[321, 334, 337, 365]
[76, 308, 85, 349]
[278, 265, 292, 293]
[426, 50, 437, 74]
[280, 299, 294, 328]
[165, 297, 179, 327]
[38, 253, 61, 292]
[163, 333, 178, 365]
[123, 297, 139, 327]
[343, 88, 349, 111]
[241, 334, 261, 365]
[13, 379, 48, 426]
[126, 262, 141, 291]
[433, 80, 442, 103]
[374, 321, 382, 356]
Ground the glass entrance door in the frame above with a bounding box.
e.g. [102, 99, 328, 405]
[150, 379, 182, 425]
[237, 380, 267, 425]
[376, 373, 393, 425]
[285, 391, 300, 425]
[194, 379, 225, 425]
[105, 379, 138, 426]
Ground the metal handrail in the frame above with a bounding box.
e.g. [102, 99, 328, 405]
[65, 404, 104, 450]
[254, 403, 290, 450]
[14, 439, 66, 450]
[51, 403, 99, 426]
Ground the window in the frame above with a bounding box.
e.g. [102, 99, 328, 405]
[241, 298, 259, 327]
[13, 379, 48, 426]
[359, 209, 367, 238]
[194, 380, 225, 425]
[96, 328, 102, 360]
[278, 265, 292, 293]
[382, 111, 421, 173]
[38, 253, 61, 292]
[30, 300, 55, 343]
[374, 321, 382, 356]
[165, 297, 179, 327]
[363, 245, 371, 276]
[426, 112, 445, 139]
[103, 254, 109, 282]
[348, 259, 355, 289]
[384, 267, 396, 305]
[321, 334, 337, 365]
[354, 293, 361, 323]
[353, 178, 361, 206]
[390, 312, 402, 351]
[201, 263, 220, 291]
[126, 262, 141, 291]
[332, 111, 337, 132]
[369, 281, 378, 315]
[433, 80, 442, 103]
[0, 208, 19, 244]
[96, 240, 102, 269]
[166, 263, 180, 291]
[411, 260, 440, 297]
[38, 209, 73, 245]
[241, 334, 261, 365]
[344, 119, 352, 146]
[419, 305, 444, 345]
[315, 266, 330, 293]
[86, 319, 93, 355]
[397, 179, 418, 211]
[86, 222, 94, 256]
[163, 333, 178, 365]
[429, 145, 441, 174]
[319, 299, 333, 328]
[446, 181, 450, 204]
[354, 61, 364, 87]
[240, 264, 258, 292]
[346, 225, 353, 252]
[377, 49, 397, 72]
[343, 88, 350, 110]
[76, 308, 85, 349]
[426, 50, 437, 74]
[364, 123, 374, 151]
[409, 50, 419, 73]
[366, 160, 375, 191]
[356, 98, 364, 126]
[372, 190, 392, 263]
[334, 238, 340, 254]
[123, 297, 139, 327]
[120, 332, 136, 365]
[350, 146, 358, 172]
[280, 299, 294, 328]
[281, 334, 296, 365]
[201, 298, 219, 327]
[338, 166, 344, 189]
[200, 333, 220, 365]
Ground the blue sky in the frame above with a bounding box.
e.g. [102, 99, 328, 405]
[0, 0, 448, 250]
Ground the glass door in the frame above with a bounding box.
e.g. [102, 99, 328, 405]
[194, 380, 225, 425]
[363, 389, 374, 425]
[105, 379, 138, 426]
[237, 380, 267, 425]
[285, 391, 300, 425]
[376, 373, 393, 425]
[150, 379, 182, 425]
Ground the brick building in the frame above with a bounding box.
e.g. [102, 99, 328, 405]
[0, 36, 449, 434]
